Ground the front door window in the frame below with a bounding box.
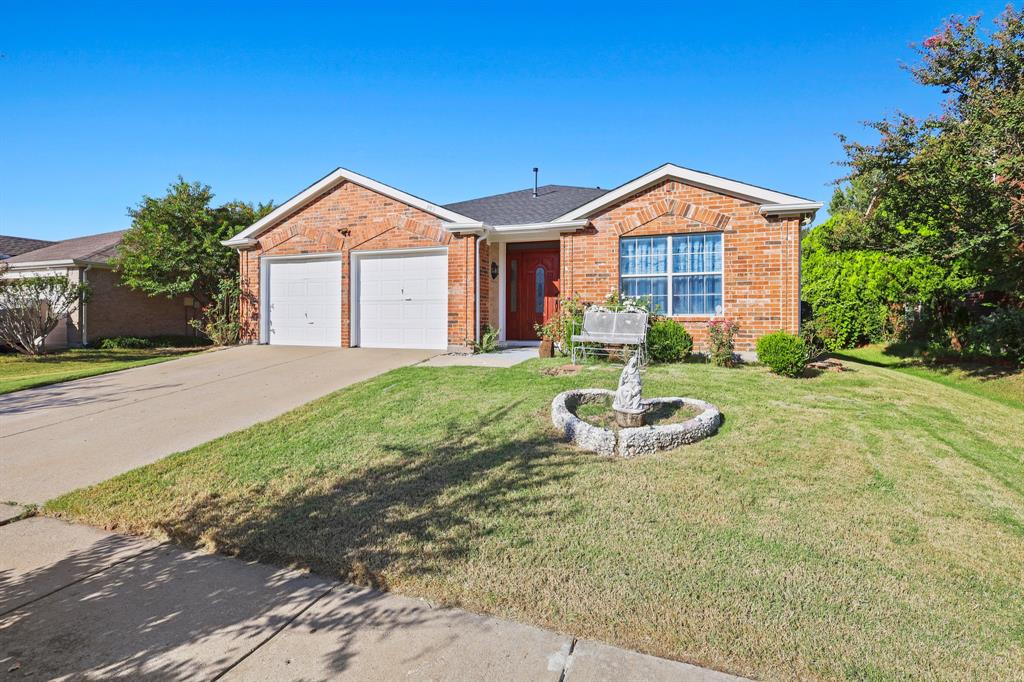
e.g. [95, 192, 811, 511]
[535, 266, 546, 313]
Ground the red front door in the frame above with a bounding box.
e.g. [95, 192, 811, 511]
[506, 244, 560, 340]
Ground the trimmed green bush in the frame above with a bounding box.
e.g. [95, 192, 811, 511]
[97, 336, 152, 349]
[756, 331, 808, 377]
[96, 335, 210, 350]
[647, 319, 693, 363]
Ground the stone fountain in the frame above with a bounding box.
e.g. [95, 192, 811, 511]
[551, 356, 722, 458]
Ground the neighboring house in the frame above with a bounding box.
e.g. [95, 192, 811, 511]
[0, 235, 56, 260]
[223, 163, 821, 352]
[2, 230, 196, 348]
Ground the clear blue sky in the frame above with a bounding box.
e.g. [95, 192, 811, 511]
[1, 1, 1009, 240]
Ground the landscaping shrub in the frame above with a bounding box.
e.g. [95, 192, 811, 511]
[799, 319, 829, 360]
[756, 331, 808, 377]
[96, 335, 211, 350]
[707, 318, 739, 367]
[961, 308, 1024, 364]
[190, 276, 241, 346]
[472, 325, 500, 354]
[647, 319, 692, 363]
[801, 218, 958, 351]
[97, 336, 152, 349]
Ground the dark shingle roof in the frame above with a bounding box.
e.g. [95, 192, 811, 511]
[3, 230, 127, 266]
[444, 185, 609, 225]
[0, 235, 56, 260]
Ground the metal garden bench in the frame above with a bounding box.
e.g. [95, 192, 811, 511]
[570, 306, 649, 364]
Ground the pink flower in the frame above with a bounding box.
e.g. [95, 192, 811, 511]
[923, 35, 945, 48]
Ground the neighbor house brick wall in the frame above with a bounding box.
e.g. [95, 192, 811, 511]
[560, 179, 802, 351]
[84, 267, 194, 341]
[238, 179, 477, 348]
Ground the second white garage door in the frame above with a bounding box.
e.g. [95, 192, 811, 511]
[355, 250, 448, 349]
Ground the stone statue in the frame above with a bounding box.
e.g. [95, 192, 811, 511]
[613, 353, 646, 426]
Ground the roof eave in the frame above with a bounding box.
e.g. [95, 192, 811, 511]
[2, 258, 78, 269]
[221, 238, 259, 249]
[759, 202, 823, 217]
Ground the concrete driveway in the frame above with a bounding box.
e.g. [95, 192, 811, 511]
[0, 346, 435, 505]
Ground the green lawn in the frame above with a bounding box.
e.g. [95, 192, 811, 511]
[833, 343, 1024, 410]
[47, 359, 1024, 680]
[0, 347, 203, 394]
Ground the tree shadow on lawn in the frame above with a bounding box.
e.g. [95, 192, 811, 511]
[834, 345, 1020, 381]
[154, 403, 578, 590]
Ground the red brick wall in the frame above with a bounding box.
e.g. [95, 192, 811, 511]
[85, 267, 194, 341]
[560, 179, 802, 351]
[238, 180, 477, 348]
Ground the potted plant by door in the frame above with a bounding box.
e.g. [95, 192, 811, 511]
[534, 321, 555, 358]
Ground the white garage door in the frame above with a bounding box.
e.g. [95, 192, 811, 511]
[356, 250, 448, 349]
[266, 257, 341, 346]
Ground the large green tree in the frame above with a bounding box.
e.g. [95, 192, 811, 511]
[113, 178, 273, 303]
[836, 6, 1024, 295]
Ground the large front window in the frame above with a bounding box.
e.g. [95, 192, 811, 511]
[619, 233, 723, 315]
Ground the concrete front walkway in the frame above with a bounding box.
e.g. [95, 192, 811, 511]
[0, 346, 435, 505]
[0, 517, 744, 681]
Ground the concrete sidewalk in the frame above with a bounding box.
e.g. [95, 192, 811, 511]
[0, 517, 744, 681]
[420, 346, 538, 368]
[0, 345, 434, 505]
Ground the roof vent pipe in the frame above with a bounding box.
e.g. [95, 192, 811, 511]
[533, 168, 539, 198]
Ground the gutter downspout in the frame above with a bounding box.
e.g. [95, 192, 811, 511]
[474, 236, 481, 344]
[80, 265, 92, 346]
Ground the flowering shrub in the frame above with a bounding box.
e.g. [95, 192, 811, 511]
[535, 296, 586, 356]
[707, 318, 739, 367]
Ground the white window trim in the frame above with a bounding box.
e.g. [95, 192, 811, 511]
[259, 253, 343, 345]
[619, 233, 725, 317]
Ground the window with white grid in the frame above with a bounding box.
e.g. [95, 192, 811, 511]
[619, 233, 723, 316]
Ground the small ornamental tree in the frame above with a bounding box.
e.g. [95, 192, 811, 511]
[0, 274, 91, 355]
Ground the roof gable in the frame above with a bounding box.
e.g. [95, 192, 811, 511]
[554, 163, 822, 221]
[224, 167, 477, 247]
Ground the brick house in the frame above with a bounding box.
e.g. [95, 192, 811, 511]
[2, 230, 196, 348]
[223, 164, 820, 353]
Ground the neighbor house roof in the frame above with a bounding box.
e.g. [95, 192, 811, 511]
[3, 230, 127, 268]
[443, 185, 609, 225]
[0, 235, 55, 260]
